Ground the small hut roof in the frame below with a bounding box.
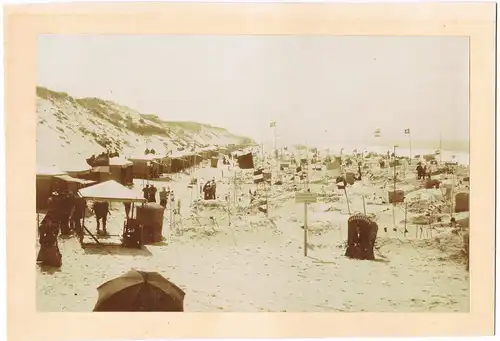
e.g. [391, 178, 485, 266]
[109, 157, 133, 166]
[36, 165, 67, 177]
[54, 174, 96, 185]
[128, 154, 161, 162]
[78, 180, 146, 203]
[60, 159, 92, 173]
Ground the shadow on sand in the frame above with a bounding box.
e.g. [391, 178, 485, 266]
[307, 256, 337, 264]
[82, 245, 153, 257]
[37, 264, 62, 274]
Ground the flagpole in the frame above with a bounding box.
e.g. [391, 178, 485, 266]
[408, 131, 412, 160]
[439, 132, 443, 164]
[273, 122, 277, 160]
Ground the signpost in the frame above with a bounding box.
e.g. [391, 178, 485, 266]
[295, 191, 318, 257]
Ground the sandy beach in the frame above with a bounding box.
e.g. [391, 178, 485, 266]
[37, 155, 469, 312]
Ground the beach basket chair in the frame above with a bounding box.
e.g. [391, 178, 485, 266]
[455, 193, 470, 213]
[345, 214, 378, 260]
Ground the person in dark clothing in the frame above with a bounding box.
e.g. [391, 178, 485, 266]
[142, 185, 150, 200]
[159, 187, 168, 208]
[58, 192, 74, 235]
[416, 164, 424, 180]
[210, 179, 217, 199]
[71, 197, 86, 238]
[203, 181, 210, 200]
[93, 201, 110, 235]
[149, 184, 157, 203]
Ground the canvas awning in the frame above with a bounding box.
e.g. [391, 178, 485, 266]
[54, 174, 96, 185]
[78, 180, 146, 203]
[92, 166, 110, 173]
[109, 157, 133, 167]
[61, 159, 92, 173]
[128, 154, 160, 162]
[36, 165, 68, 178]
[170, 151, 187, 159]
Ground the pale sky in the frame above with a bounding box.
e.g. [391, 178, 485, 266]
[37, 35, 469, 147]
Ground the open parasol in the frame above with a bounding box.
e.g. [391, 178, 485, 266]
[93, 270, 185, 312]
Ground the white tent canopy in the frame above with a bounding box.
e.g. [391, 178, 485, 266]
[78, 180, 146, 203]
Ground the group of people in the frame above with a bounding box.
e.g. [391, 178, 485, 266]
[143, 184, 172, 208]
[416, 162, 437, 180]
[45, 191, 86, 236]
[202, 178, 217, 200]
[37, 190, 88, 267]
[142, 184, 158, 203]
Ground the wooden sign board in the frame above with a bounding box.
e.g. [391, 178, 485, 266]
[295, 192, 318, 204]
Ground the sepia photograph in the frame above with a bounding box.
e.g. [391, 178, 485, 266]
[34, 34, 471, 313]
[3, 1, 497, 339]
[34, 34, 473, 313]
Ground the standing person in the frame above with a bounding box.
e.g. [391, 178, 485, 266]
[59, 192, 74, 235]
[142, 185, 150, 200]
[149, 184, 157, 203]
[211, 179, 217, 199]
[93, 201, 110, 235]
[71, 196, 86, 239]
[159, 187, 168, 208]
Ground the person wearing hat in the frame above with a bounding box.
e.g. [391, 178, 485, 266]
[149, 184, 158, 203]
[159, 187, 168, 208]
[92, 201, 110, 235]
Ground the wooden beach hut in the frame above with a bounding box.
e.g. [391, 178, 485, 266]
[109, 157, 134, 186]
[36, 166, 66, 210]
[53, 175, 95, 195]
[62, 159, 92, 179]
[36, 165, 67, 211]
[128, 154, 161, 179]
[169, 151, 188, 173]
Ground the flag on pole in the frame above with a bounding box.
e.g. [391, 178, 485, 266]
[404, 128, 411, 134]
[270, 121, 276, 128]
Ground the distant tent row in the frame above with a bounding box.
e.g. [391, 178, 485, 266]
[36, 145, 241, 210]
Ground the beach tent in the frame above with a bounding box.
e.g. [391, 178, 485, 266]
[237, 152, 254, 169]
[169, 151, 188, 173]
[36, 165, 68, 210]
[53, 174, 96, 195]
[88, 166, 111, 183]
[128, 154, 161, 179]
[109, 157, 134, 186]
[78, 180, 146, 203]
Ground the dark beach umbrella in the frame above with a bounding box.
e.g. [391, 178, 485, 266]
[93, 270, 185, 312]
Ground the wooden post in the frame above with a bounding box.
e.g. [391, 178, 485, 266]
[344, 187, 351, 214]
[233, 171, 237, 206]
[392, 145, 397, 231]
[304, 202, 308, 257]
[362, 195, 366, 215]
[227, 195, 231, 226]
[450, 166, 455, 218]
[404, 202, 408, 235]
